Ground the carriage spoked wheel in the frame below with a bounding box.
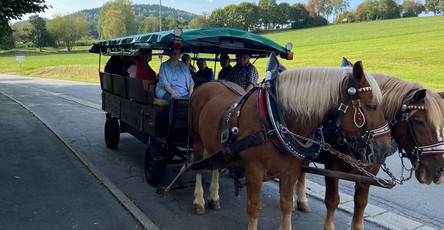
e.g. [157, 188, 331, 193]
[144, 143, 166, 185]
[104, 114, 120, 149]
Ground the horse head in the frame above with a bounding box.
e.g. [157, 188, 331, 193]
[372, 73, 444, 185]
[392, 89, 444, 184]
[334, 61, 392, 164]
[276, 62, 391, 164]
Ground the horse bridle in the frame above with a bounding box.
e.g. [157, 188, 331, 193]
[390, 89, 444, 161]
[334, 73, 391, 163]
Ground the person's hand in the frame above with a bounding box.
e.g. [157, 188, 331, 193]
[172, 93, 180, 99]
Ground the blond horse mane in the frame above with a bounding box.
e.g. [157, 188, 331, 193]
[372, 73, 444, 128]
[277, 67, 382, 123]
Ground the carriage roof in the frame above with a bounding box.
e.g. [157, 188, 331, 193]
[89, 28, 292, 59]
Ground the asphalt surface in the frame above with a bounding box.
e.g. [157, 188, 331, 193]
[0, 93, 142, 230]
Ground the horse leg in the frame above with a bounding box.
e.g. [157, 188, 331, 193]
[245, 165, 263, 230]
[279, 175, 298, 230]
[324, 177, 340, 230]
[193, 171, 205, 214]
[207, 169, 220, 210]
[295, 161, 310, 212]
[192, 138, 206, 215]
[351, 183, 370, 230]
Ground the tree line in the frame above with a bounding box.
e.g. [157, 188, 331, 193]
[2, 0, 443, 50]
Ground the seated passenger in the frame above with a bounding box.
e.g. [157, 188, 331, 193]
[217, 53, 232, 80]
[127, 57, 138, 78]
[226, 53, 259, 92]
[136, 49, 156, 80]
[181, 54, 196, 78]
[105, 56, 124, 75]
[194, 58, 214, 86]
[156, 48, 194, 102]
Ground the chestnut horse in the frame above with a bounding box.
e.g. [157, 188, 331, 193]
[295, 73, 444, 230]
[189, 62, 391, 230]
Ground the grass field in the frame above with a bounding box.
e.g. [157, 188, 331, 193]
[1, 15, 443, 91]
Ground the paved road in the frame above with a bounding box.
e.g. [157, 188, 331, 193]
[0, 74, 440, 230]
[0, 92, 141, 230]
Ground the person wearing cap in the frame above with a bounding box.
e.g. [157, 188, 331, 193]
[156, 48, 195, 102]
[217, 53, 232, 80]
[226, 53, 259, 92]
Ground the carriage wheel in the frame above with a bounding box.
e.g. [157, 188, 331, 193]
[104, 116, 120, 149]
[144, 143, 166, 185]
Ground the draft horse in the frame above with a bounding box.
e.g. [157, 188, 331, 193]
[295, 72, 444, 230]
[189, 61, 391, 230]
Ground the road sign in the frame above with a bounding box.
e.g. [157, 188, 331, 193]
[16, 56, 25, 62]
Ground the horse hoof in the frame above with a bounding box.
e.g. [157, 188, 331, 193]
[194, 204, 206, 215]
[297, 201, 310, 213]
[208, 199, 220, 210]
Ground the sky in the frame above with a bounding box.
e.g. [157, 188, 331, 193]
[17, 0, 431, 22]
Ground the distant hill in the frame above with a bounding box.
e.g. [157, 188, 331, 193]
[71, 4, 197, 38]
[72, 4, 197, 25]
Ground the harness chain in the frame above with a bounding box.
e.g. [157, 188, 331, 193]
[279, 124, 396, 188]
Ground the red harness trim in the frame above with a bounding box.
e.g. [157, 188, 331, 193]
[258, 88, 288, 153]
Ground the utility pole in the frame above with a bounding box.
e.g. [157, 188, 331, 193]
[159, 0, 162, 31]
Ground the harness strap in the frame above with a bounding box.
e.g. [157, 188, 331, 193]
[218, 80, 245, 96]
[190, 131, 266, 170]
[220, 89, 255, 143]
[336, 73, 359, 128]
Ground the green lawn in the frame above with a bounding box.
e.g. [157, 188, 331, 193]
[1, 15, 443, 91]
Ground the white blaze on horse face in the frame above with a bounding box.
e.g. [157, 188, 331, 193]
[437, 128, 444, 159]
[438, 127, 443, 141]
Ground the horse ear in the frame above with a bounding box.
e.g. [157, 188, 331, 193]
[412, 89, 427, 103]
[438, 92, 444, 99]
[352, 61, 365, 82]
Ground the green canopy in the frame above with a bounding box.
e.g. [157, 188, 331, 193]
[89, 28, 290, 58]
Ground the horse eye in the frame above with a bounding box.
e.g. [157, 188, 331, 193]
[413, 120, 425, 127]
[365, 105, 377, 111]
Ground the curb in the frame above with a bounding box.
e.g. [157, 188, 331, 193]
[304, 180, 437, 230]
[0, 91, 160, 230]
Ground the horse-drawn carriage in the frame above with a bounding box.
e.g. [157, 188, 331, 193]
[89, 28, 293, 185]
[90, 28, 444, 230]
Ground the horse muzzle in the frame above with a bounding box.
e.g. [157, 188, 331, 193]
[365, 140, 392, 165]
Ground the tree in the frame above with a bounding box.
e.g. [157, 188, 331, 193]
[208, 9, 227, 28]
[258, 0, 277, 30]
[47, 15, 89, 51]
[138, 17, 159, 33]
[97, 0, 136, 39]
[23, 15, 53, 51]
[0, 24, 15, 49]
[237, 2, 260, 31]
[425, 0, 443, 15]
[275, 3, 292, 28]
[356, 0, 401, 20]
[331, 0, 350, 23]
[289, 3, 310, 28]
[186, 15, 210, 29]
[378, 0, 402, 19]
[402, 0, 425, 17]
[1, 0, 49, 37]
[223, 4, 243, 29]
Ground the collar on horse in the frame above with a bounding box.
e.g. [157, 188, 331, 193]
[390, 89, 444, 160]
[257, 77, 323, 159]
